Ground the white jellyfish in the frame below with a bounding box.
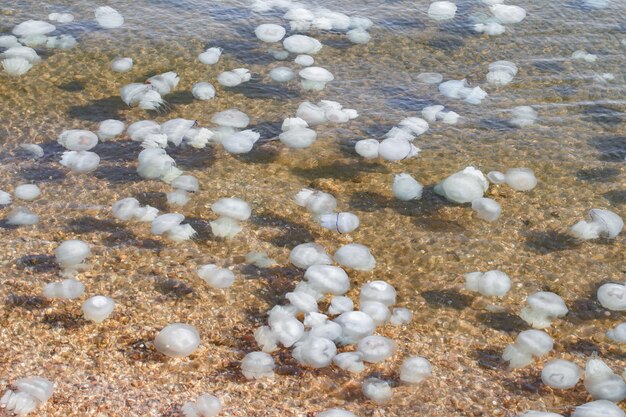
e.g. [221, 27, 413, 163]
[502, 330, 554, 368]
[198, 47, 222, 65]
[520, 292, 568, 329]
[334, 311, 376, 344]
[279, 127, 317, 148]
[299, 67, 334, 90]
[334, 244, 376, 271]
[510, 106, 538, 128]
[111, 57, 133, 73]
[6, 207, 39, 225]
[217, 68, 251, 87]
[362, 378, 392, 404]
[14, 184, 40, 201]
[333, 352, 365, 373]
[597, 283, 626, 311]
[316, 212, 360, 233]
[0, 190, 11, 205]
[43, 278, 85, 299]
[147, 71, 179, 95]
[181, 394, 221, 417]
[571, 400, 625, 417]
[347, 29, 371, 44]
[151, 213, 196, 242]
[12, 20, 55, 37]
[464, 270, 511, 297]
[474, 22, 506, 36]
[435, 166, 489, 204]
[428, 1, 458, 21]
[570, 209, 623, 240]
[210, 197, 251, 238]
[490, 4, 527, 24]
[471, 198, 502, 222]
[393, 173, 423, 201]
[82, 295, 115, 323]
[283, 35, 322, 54]
[355, 139, 380, 159]
[95, 6, 124, 29]
[487, 60, 518, 86]
[328, 296, 354, 315]
[357, 335, 396, 363]
[0, 377, 54, 416]
[57, 130, 98, 151]
[584, 358, 626, 402]
[378, 137, 420, 161]
[269, 66, 294, 83]
[55, 239, 90, 276]
[137, 148, 182, 183]
[197, 264, 235, 289]
[255, 24, 286, 42]
[112, 197, 158, 222]
[390, 307, 413, 325]
[292, 336, 337, 368]
[2, 57, 32, 76]
[541, 359, 581, 389]
[606, 323, 626, 343]
[241, 352, 275, 380]
[400, 356, 432, 384]
[154, 323, 201, 358]
[295, 189, 337, 214]
[97, 119, 125, 141]
[505, 168, 537, 191]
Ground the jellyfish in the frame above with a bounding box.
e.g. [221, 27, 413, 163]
[255, 24, 286, 42]
[198, 47, 222, 65]
[14, 184, 40, 201]
[417, 72, 443, 84]
[328, 296, 354, 315]
[161, 119, 196, 147]
[571, 400, 625, 417]
[45, 35, 77, 49]
[487, 171, 506, 184]
[474, 22, 506, 36]
[572, 50, 597, 62]
[390, 307, 413, 325]
[502, 329, 553, 368]
[490, 4, 526, 24]
[112, 198, 158, 222]
[137, 148, 182, 182]
[82, 295, 115, 323]
[254, 326, 278, 352]
[465, 270, 511, 297]
[95, 6, 124, 29]
[597, 283, 626, 311]
[486, 60, 518, 86]
[241, 352, 275, 380]
[146, 71, 179, 95]
[299, 67, 334, 90]
[12, 20, 55, 37]
[290, 242, 332, 269]
[6, 207, 39, 225]
[334, 244, 376, 271]
[0, 190, 11, 205]
[210, 197, 251, 238]
[317, 212, 360, 233]
[393, 173, 423, 201]
[151, 213, 196, 242]
[48, 13, 74, 23]
[1, 46, 41, 64]
[378, 137, 420, 161]
[355, 139, 380, 159]
[283, 35, 323, 54]
[435, 166, 489, 204]
[292, 336, 337, 368]
[334, 311, 376, 344]
[570, 209, 623, 240]
[1, 58, 32, 76]
[510, 106, 538, 127]
[217, 68, 251, 87]
[357, 335, 396, 363]
[269, 66, 294, 82]
[400, 356, 432, 384]
[0, 377, 54, 416]
[111, 57, 133, 73]
[154, 323, 200, 358]
[43, 278, 85, 299]
[55, 239, 90, 276]
[584, 358, 626, 402]
[471, 198, 502, 221]
[541, 359, 581, 389]
[181, 394, 221, 417]
[333, 352, 365, 373]
[428, 1, 458, 21]
[422, 105, 445, 122]
[295, 54, 314, 66]
[505, 168, 537, 191]
[606, 322, 626, 343]
[317, 409, 357, 417]
[520, 292, 568, 328]
[347, 29, 371, 44]
[279, 127, 317, 148]
[57, 130, 98, 151]
[60, 150, 100, 172]
[362, 378, 392, 404]
[97, 119, 125, 141]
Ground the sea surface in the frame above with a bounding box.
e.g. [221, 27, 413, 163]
[0, 0, 624, 416]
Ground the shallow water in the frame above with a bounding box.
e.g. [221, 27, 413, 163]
[0, 0, 625, 416]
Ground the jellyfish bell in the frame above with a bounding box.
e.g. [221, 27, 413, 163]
[334, 243, 376, 271]
[422, 104, 445, 122]
[355, 139, 380, 159]
[95, 6, 124, 29]
[428, 1, 458, 21]
[299, 67, 334, 90]
[283, 34, 323, 54]
[436, 166, 488, 204]
[393, 173, 423, 201]
[597, 283, 626, 311]
[269, 66, 294, 83]
[570, 209, 623, 240]
[584, 358, 626, 402]
[255, 23, 286, 42]
[520, 292, 569, 328]
[120, 83, 151, 106]
[417, 72, 443, 84]
[571, 400, 625, 417]
[198, 47, 222, 65]
[97, 119, 125, 141]
[347, 29, 371, 44]
[161, 118, 196, 147]
[146, 71, 179, 95]
[48, 12, 74, 23]
[295, 54, 314, 66]
[111, 57, 133, 73]
[510, 106, 538, 127]
[192, 82, 216, 100]
[211, 109, 250, 129]
[12, 20, 55, 37]
[490, 4, 527, 24]
[221, 130, 260, 154]
[2, 46, 41, 64]
[378, 137, 420, 161]
[57, 130, 98, 151]
[1, 57, 32, 76]
[218, 69, 250, 87]
[471, 197, 502, 222]
[279, 127, 317, 148]
[541, 359, 581, 389]
[0, 35, 20, 48]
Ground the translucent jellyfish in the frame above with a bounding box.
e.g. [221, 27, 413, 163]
[362, 378, 392, 404]
[474, 22, 506, 36]
[279, 127, 317, 148]
[378, 137, 420, 161]
[295, 189, 337, 214]
[0, 190, 11, 205]
[14, 184, 40, 201]
[571, 400, 625, 417]
[1, 58, 32, 76]
[217, 68, 250, 87]
[428, 1, 458, 21]
[360, 301, 390, 325]
[112, 197, 158, 222]
[98, 119, 125, 141]
[334, 244, 376, 271]
[43, 278, 85, 299]
[520, 292, 568, 328]
[151, 213, 196, 242]
[0, 35, 20, 48]
[510, 106, 538, 127]
[12, 20, 55, 37]
[541, 359, 581, 389]
[505, 168, 537, 191]
[400, 356, 432, 384]
[137, 148, 181, 182]
[1, 46, 40, 63]
[154, 323, 201, 358]
[570, 209, 623, 240]
[299, 67, 334, 90]
[60, 151, 100, 173]
[292, 336, 337, 368]
[355, 139, 380, 159]
[211, 109, 250, 129]
[147, 71, 179, 95]
[6, 207, 39, 225]
[360, 281, 397, 306]
[245, 252, 276, 268]
[254, 326, 278, 352]
[255, 24, 286, 42]
[350, 16, 374, 29]
[334, 311, 376, 344]
[597, 283, 626, 311]
[471, 198, 502, 221]
[317, 212, 360, 233]
[584, 358, 626, 402]
[347, 29, 371, 44]
[487, 60, 518, 86]
[502, 330, 554, 368]
[572, 50, 597, 62]
[328, 296, 354, 315]
[435, 166, 489, 204]
[490, 4, 526, 24]
[0, 376, 54, 416]
[283, 35, 322, 54]
[111, 57, 133, 73]
[198, 47, 222, 65]
[55, 239, 90, 275]
[45, 34, 77, 49]
[241, 352, 275, 379]
[392, 173, 423, 201]
[95, 6, 124, 29]
[417, 72, 443, 84]
[357, 335, 396, 363]
[465, 270, 511, 297]
[317, 409, 357, 417]
[422, 105, 445, 122]
[439, 79, 488, 104]
[606, 322, 626, 343]
[295, 54, 314, 66]
[487, 171, 506, 184]
[181, 394, 221, 417]
[48, 12, 74, 23]
[290, 243, 332, 269]
[333, 352, 365, 373]
[197, 264, 235, 289]
[57, 130, 98, 151]
[269, 66, 294, 83]
[82, 295, 115, 323]
[389, 307, 413, 325]
[211, 198, 251, 221]
[286, 291, 318, 313]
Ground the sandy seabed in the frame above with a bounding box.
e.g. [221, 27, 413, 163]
[0, 0, 625, 416]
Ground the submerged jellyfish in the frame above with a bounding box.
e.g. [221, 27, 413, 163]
[362, 378, 392, 404]
[505, 168, 537, 191]
[279, 127, 317, 148]
[0, 377, 54, 416]
[154, 323, 201, 358]
[255, 24, 286, 42]
[147, 71, 179, 95]
[490, 4, 526, 24]
[112, 197, 158, 222]
[317, 212, 360, 233]
[428, 1, 457, 21]
[95, 6, 124, 29]
[471, 198, 502, 221]
[570, 209, 623, 240]
[98, 119, 125, 141]
[541, 359, 581, 389]
[55, 239, 90, 276]
[12, 20, 55, 37]
[217, 68, 251, 87]
[597, 283, 626, 311]
[57, 130, 98, 151]
[400, 356, 432, 384]
[520, 292, 568, 329]
[283, 35, 323, 54]
[299, 67, 334, 90]
[82, 295, 115, 323]
[378, 137, 420, 161]
[607, 323, 626, 343]
[290, 243, 332, 269]
[269, 66, 294, 83]
[111, 57, 133, 73]
[510, 106, 538, 127]
[465, 270, 511, 297]
[503, 330, 553, 368]
[198, 47, 222, 65]
[584, 358, 626, 402]
[295, 188, 337, 214]
[347, 29, 371, 44]
[210, 197, 251, 238]
[333, 351, 365, 373]
[151, 213, 196, 242]
[393, 173, 423, 201]
[6, 207, 39, 225]
[241, 352, 275, 380]
[43, 278, 85, 299]
[357, 335, 396, 363]
[14, 184, 40, 201]
[435, 166, 489, 204]
[292, 336, 336, 368]
[197, 264, 235, 289]
[474, 22, 506, 36]
[571, 400, 625, 417]
[334, 244, 376, 271]
[181, 394, 221, 417]
[137, 148, 182, 182]
[2, 58, 32, 76]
